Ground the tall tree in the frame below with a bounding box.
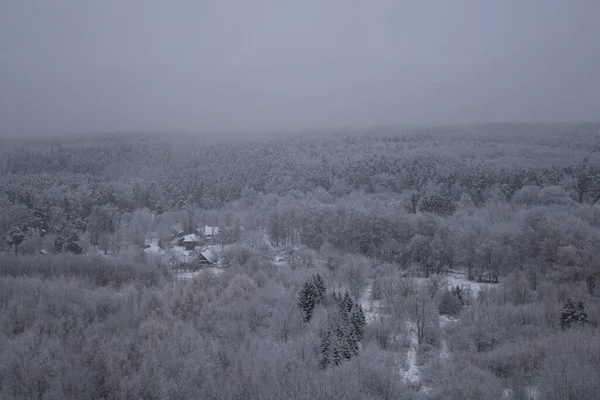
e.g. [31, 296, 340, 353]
[297, 281, 316, 323]
[6, 226, 25, 255]
[312, 274, 326, 305]
[560, 298, 588, 329]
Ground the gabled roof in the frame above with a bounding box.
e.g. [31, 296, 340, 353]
[182, 233, 200, 242]
[200, 249, 218, 264]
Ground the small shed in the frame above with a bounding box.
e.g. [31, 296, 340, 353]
[172, 224, 185, 238]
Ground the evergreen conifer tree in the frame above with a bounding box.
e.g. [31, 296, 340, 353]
[6, 226, 25, 255]
[341, 323, 359, 360]
[451, 285, 464, 305]
[312, 274, 326, 304]
[298, 281, 316, 322]
[560, 298, 588, 329]
[331, 340, 342, 366]
[319, 330, 332, 369]
[350, 305, 366, 341]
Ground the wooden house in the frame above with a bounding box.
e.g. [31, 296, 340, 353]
[196, 249, 218, 266]
[178, 233, 201, 250]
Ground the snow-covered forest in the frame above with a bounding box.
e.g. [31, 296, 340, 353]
[1, 124, 600, 399]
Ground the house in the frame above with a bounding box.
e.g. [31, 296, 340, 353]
[178, 233, 201, 250]
[196, 249, 218, 266]
[203, 225, 219, 239]
[172, 224, 185, 238]
[144, 238, 162, 252]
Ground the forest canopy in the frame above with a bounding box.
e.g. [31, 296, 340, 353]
[1, 124, 600, 399]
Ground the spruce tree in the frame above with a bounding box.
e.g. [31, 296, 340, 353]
[54, 235, 65, 253]
[331, 339, 342, 366]
[560, 298, 588, 329]
[319, 330, 332, 369]
[6, 226, 25, 255]
[451, 285, 464, 305]
[340, 323, 359, 360]
[298, 281, 316, 322]
[350, 305, 366, 342]
[312, 274, 326, 304]
[339, 291, 354, 315]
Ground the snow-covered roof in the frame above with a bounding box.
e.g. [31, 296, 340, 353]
[182, 233, 200, 242]
[201, 249, 218, 264]
[204, 226, 219, 236]
[144, 237, 160, 246]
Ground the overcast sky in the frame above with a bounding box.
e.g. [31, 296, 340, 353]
[1, 0, 599, 135]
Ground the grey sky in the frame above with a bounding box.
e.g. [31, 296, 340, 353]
[1, 0, 599, 134]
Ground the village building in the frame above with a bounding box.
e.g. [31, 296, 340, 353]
[177, 233, 201, 250]
[172, 223, 185, 238]
[196, 248, 218, 267]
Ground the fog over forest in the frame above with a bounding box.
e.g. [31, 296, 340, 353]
[2, 2, 600, 400]
[2, 0, 600, 134]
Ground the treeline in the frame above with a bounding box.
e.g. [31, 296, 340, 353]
[2, 126, 600, 217]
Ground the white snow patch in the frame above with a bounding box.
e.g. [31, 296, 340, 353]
[144, 239, 161, 254]
[502, 386, 539, 400]
[203, 244, 230, 254]
[402, 321, 420, 384]
[203, 225, 219, 237]
[359, 281, 381, 324]
[438, 315, 458, 361]
[181, 233, 200, 242]
[169, 246, 196, 264]
[176, 267, 223, 280]
[444, 273, 496, 295]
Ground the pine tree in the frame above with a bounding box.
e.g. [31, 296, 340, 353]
[298, 281, 316, 323]
[331, 339, 342, 366]
[340, 323, 359, 360]
[319, 330, 332, 369]
[60, 231, 83, 254]
[342, 291, 354, 313]
[312, 274, 326, 304]
[560, 298, 588, 329]
[54, 235, 65, 253]
[154, 200, 163, 215]
[451, 285, 464, 305]
[350, 305, 366, 342]
[6, 226, 25, 255]
[358, 304, 366, 327]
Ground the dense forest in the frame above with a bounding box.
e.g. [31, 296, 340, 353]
[1, 123, 600, 399]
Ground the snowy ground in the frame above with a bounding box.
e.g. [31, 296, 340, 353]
[402, 321, 420, 385]
[502, 386, 540, 400]
[359, 279, 428, 392]
[438, 314, 457, 362]
[444, 272, 496, 296]
[358, 280, 382, 324]
[176, 267, 223, 280]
